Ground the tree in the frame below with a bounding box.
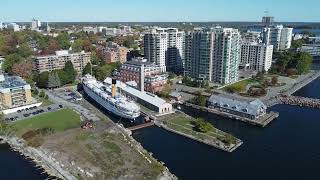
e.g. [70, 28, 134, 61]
[193, 118, 214, 133]
[36, 71, 49, 88]
[72, 39, 84, 52]
[12, 60, 33, 79]
[47, 72, 61, 88]
[296, 52, 313, 74]
[63, 61, 77, 83]
[2, 53, 23, 74]
[271, 76, 278, 86]
[191, 93, 207, 107]
[39, 90, 46, 98]
[91, 51, 101, 65]
[82, 62, 92, 76]
[56, 32, 71, 50]
[17, 43, 33, 58]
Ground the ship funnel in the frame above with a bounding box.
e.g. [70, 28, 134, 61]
[112, 79, 117, 97]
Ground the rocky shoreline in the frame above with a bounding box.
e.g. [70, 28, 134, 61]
[0, 136, 76, 180]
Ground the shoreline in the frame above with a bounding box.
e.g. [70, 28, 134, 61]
[155, 120, 243, 152]
[264, 70, 320, 107]
[0, 136, 76, 180]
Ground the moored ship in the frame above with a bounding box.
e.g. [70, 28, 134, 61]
[82, 74, 140, 120]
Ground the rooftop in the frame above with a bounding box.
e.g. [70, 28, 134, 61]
[208, 95, 266, 116]
[0, 75, 29, 90]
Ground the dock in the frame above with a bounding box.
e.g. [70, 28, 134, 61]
[277, 95, 320, 109]
[154, 120, 243, 153]
[128, 121, 155, 131]
[184, 102, 279, 127]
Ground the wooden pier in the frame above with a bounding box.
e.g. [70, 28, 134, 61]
[184, 102, 279, 127]
[128, 121, 155, 131]
[277, 95, 320, 109]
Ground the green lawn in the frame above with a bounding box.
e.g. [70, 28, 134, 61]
[164, 114, 225, 139]
[223, 78, 259, 93]
[12, 109, 81, 136]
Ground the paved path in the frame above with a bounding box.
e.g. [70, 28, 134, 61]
[46, 90, 100, 122]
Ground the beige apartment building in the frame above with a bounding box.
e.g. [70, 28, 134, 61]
[33, 50, 91, 73]
[98, 45, 128, 64]
[0, 74, 32, 109]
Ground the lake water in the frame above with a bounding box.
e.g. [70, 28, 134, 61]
[1, 78, 319, 180]
[133, 78, 320, 180]
[0, 143, 53, 179]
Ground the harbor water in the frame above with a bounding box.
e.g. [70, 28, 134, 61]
[133, 78, 320, 180]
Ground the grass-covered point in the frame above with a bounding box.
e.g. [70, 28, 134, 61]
[12, 109, 81, 137]
[162, 113, 238, 146]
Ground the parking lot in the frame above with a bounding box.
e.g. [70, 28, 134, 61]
[4, 104, 64, 122]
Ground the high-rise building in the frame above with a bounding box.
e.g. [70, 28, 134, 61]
[31, 19, 41, 31]
[241, 42, 273, 72]
[144, 28, 184, 73]
[280, 27, 293, 50]
[211, 28, 241, 84]
[185, 27, 241, 84]
[184, 31, 213, 81]
[262, 16, 274, 27]
[262, 25, 293, 51]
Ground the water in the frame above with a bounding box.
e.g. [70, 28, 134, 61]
[133, 78, 320, 180]
[0, 143, 52, 179]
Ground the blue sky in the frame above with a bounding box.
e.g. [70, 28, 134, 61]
[0, 0, 319, 22]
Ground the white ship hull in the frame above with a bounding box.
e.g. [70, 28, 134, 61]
[83, 85, 140, 120]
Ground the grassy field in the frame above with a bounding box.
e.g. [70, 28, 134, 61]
[223, 78, 259, 93]
[12, 109, 81, 136]
[162, 113, 238, 145]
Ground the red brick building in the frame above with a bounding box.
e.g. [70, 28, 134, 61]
[115, 58, 168, 93]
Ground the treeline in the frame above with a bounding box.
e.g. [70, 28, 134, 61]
[270, 51, 313, 76]
[33, 61, 77, 88]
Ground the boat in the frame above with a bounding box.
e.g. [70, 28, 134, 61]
[82, 74, 140, 120]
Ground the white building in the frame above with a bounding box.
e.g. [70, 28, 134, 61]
[31, 19, 41, 31]
[262, 25, 293, 51]
[211, 27, 241, 84]
[144, 28, 185, 73]
[280, 27, 293, 50]
[7, 23, 20, 32]
[241, 42, 274, 72]
[0, 22, 3, 30]
[83, 26, 98, 34]
[104, 77, 172, 114]
[184, 27, 241, 84]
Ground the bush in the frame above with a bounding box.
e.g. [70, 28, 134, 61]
[39, 90, 46, 98]
[192, 118, 214, 133]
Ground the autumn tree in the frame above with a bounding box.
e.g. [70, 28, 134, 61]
[12, 60, 33, 79]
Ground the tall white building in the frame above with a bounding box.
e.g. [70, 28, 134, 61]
[31, 19, 41, 31]
[211, 28, 241, 84]
[185, 27, 241, 84]
[241, 42, 273, 72]
[262, 25, 293, 51]
[280, 27, 293, 50]
[0, 22, 3, 30]
[144, 28, 185, 73]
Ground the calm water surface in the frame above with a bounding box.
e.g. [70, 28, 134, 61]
[133, 78, 320, 180]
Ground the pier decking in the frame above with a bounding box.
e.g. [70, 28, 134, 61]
[183, 102, 279, 127]
[128, 121, 155, 131]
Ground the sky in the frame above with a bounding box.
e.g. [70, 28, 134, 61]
[0, 0, 319, 22]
